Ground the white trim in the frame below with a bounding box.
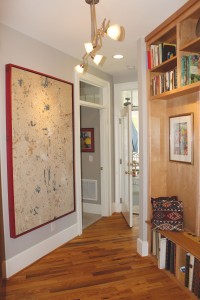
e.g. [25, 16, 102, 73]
[79, 100, 106, 109]
[74, 73, 82, 235]
[3, 223, 79, 278]
[83, 203, 101, 214]
[137, 38, 148, 247]
[137, 238, 148, 256]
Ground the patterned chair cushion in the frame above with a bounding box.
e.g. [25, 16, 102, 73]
[151, 196, 184, 231]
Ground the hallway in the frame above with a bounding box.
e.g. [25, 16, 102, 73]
[1, 213, 194, 299]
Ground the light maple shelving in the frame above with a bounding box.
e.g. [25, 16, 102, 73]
[145, 0, 200, 298]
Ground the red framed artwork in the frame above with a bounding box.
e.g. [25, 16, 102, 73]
[6, 64, 75, 238]
[80, 128, 94, 152]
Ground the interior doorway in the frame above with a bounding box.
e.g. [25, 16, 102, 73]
[74, 73, 112, 234]
[114, 82, 139, 218]
[80, 105, 101, 229]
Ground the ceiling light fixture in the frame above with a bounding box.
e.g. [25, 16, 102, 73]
[75, 0, 125, 73]
[113, 54, 124, 59]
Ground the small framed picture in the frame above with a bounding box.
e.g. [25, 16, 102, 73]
[169, 113, 193, 164]
[80, 128, 94, 152]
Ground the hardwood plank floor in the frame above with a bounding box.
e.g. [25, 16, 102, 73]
[0, 213, 195, 300]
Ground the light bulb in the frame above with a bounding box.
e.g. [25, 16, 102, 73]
[75, 64, 85, 74]
[84, 42, 93, 54]
[107, 24, 121, 41]
[113, 54, 124, 59]
[93, 54, 103, 65]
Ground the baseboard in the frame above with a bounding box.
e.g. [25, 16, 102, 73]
[83, 203, 101, 214]
[137, 238, 148, 256]
[4, 223, 79, 278]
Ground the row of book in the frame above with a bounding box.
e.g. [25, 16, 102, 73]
[151, 67, 177, 96]
[181, 55, 200, 86]
[148, 43, 176, 69]
[152, 229, 200, 298]
[152, 229, 176, 273]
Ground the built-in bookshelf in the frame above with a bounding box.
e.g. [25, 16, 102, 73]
[145, 0, 200, 298]
[150, 228, 200, 298]
[146, 0, 200, 100]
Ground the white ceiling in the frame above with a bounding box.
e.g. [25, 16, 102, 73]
[0, 0, 188, 82]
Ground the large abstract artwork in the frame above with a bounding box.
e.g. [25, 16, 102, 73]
[6, 64, 75, 238]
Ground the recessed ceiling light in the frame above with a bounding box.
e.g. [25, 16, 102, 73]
[113, 54, 124, 59]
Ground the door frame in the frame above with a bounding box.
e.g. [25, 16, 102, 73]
[74, 72, 112, 235]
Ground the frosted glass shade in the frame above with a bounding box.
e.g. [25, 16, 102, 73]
[93, 54, 103, 65]
[107, 24, 121, 40]
[84, 42, 93, 54]
[75, 64, 85, 74]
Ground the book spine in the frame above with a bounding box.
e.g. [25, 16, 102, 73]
[158, 236, 167, 269]
[192, 258, 200, 297]
[189, 254, 195, 291]
[181, 56, 187, 86]
[185, 253, 190, 288]
[147, 50, 151, 70]
[169, 242, 175, 275]
[165, 239, 171, 270]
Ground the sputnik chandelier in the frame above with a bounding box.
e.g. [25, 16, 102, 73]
[75, 0, 125, 73]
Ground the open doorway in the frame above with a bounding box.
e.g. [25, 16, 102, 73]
[80, 106, 101, 229]
[74, 75, 112, 232]
[114, 82, 139, 219]
[122, 89, 139, 215]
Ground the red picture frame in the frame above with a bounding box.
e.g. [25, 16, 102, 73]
[80, 128, 94, 152]
[6, 64, 75, 238]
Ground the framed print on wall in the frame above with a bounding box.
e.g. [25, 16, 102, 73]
[6, 64, 75, 238]
[169, 113, 194, 164]
[80, 128, 94, 152]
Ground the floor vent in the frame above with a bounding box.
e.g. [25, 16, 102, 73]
[81, 179, 97, 201]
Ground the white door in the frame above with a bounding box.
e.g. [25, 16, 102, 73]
[120, 104, 133, 227]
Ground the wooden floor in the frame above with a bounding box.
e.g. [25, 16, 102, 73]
[1, 213, 195, 300]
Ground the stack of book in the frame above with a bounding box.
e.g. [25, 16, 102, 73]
[181, 55, 200, 86]
[148, 43, 176, 69]
[185, 253, 200, 298]
[151, 67, 177, 96]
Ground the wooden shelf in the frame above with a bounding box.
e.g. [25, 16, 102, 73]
[146, 221, 200, 264]
[150, 81, 200, 100]
[160, 231, 200, 261]
[150, 56, 177, 73]
[180, 37, 200, 53]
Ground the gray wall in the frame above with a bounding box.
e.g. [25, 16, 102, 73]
[0, 23, 114, 262]
[81, 107, 101, 205]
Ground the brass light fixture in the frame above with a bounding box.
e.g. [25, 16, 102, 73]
[75, 0, 125, 73]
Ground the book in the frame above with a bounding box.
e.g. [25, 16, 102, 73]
[189, 254, 195, 291]
[188, 55, 200, 84]
[185, 253, 190, 288]
[147, 50, 152, 69]
[162, 43, 176, 62]
[192, 258, 200, 298]
[158, 235, 167, 269]
[169, 242, 176, 275]
[165, 239, 171, 270]
[181, 55, 200, 86]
